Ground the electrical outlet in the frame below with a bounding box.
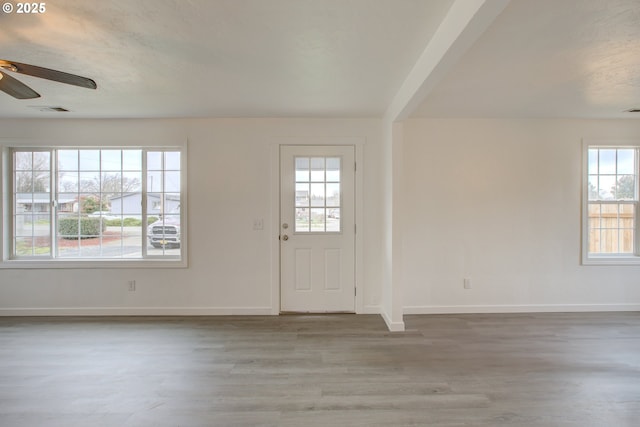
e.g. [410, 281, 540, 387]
[128, 280, 136, 292]
[253, 218, 264, 230]
[463, 277, 472, 289]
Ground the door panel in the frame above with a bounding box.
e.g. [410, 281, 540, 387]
[280, 145, 355, 313]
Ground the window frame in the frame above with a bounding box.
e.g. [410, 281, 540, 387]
[582, 139, 640, 265]
[0, 142, 187, 269]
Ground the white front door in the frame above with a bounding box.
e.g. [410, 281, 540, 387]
[280, 145, 355, 313]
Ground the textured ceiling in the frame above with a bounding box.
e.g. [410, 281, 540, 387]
[1, 0, 638, 120]
[0, 0, 453, 118]
[413, 0, 640, 119]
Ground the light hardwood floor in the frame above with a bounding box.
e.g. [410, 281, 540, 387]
[0, 313, 639, 426]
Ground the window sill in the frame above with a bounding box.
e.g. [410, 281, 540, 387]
[582, 255, 640, 266]
[0, 258, 187, 269]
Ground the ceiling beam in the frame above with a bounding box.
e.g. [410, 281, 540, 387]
[385, 0, 510, 122]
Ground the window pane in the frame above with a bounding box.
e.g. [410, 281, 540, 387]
[122, 171, 142, 192]
[327, 208, 340, 232]
[295, 208, 309, 232]
[164, 194, 181, 214]
[621, 206, 635, 253]
[310, 183, 325, 207]
[148, 171, 162, 192]
[588, 204, 600, 228]
[79, 172, 99, 193]
[57, 233, 80, 258]
[296, 183, 309, 207]
[101, 150, 122, 171]
[58, 194, 79, 216]
[15, 171, 33, 193]
[148, 193, 163, 216]
[617, 149, 635, 174]
[588, 149, 598, 174]
[33, 152, 50, 171]
[326, 157, 340, 182]
[14, 215, 35, 244]
[15, 151, 32, 170]
[122, 150, 142, 171]
[310, 208, 325, 232]
[147, 214, 180, 254]
[101, 172, 123, 195]
[165, 152, 181, 170]
[615, 175, 635, 200]
[58, 150, 78, 171]
[588, 175, 599, 200]
[296, 157, 309, 182]
[76, 193, 98, 214]
[599, 150, 616, 174]
[600, 228, 619, 253]
[59, 172, 78, 192]
[146, 193, 180, 217]
[15, 236, 33, 256]
[78, 236, 105, 257]
[326, 183, 340, 207]
[80, 150, 100, 171]
[310, 158, 325, 182]
[147, 152, 162, 170]
[598, 175, 616, 200]
[164, 171, 181, 192]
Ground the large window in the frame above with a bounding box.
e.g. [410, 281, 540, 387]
[6, 147, 184, 264]
[583, 142, 638, 264]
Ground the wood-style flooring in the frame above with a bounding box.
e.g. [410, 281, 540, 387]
[0, 312, 639, 426]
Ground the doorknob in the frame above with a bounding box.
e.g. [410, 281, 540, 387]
[282, 235, 289, 241]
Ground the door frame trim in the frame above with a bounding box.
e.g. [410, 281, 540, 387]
[270, 138, 365, 315]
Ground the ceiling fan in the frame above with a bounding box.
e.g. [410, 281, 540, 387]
[0, 59, 97, 99]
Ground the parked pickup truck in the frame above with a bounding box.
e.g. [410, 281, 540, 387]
[147, 216, 181, 249]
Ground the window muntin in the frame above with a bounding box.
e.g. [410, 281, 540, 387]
[9, 148, 182, 261]
[294, 156, 341, 233]
[585, 146, 638, 259]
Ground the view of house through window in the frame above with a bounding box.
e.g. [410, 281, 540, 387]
[294, 156, 341, 232]
[586, 147, 637, 257]
[12, 148, 182, 260]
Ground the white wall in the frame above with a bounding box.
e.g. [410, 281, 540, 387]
[0, 118, 384, 315]
[6, 116, 636, 318]
[403, 118, 640, 313]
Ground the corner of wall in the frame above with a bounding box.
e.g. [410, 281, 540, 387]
[381, 309, 405, 332]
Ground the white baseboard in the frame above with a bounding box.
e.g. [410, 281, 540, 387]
[0, 306, 387, 317]
[0, 307, 274, 316]
[404, 304, 640, 315]
[381, 310, 405, 332]
[4, 304, 635, 319]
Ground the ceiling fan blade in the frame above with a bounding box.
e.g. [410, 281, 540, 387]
[0, 60, 97, 90]
[0, 70, 41, 99]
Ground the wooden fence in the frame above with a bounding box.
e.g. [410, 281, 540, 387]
[588, 204, 634, 253]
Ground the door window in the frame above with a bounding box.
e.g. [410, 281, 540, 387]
[294, 156, 341, 233]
